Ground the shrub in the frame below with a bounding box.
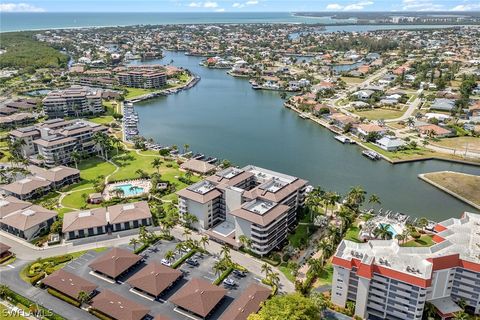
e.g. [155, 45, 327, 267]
[172, 250, 196, 269]
[213, 267, 233, 285]
[29, 272, 45, 285]
[133, 243, 149, 254]
[411, 231, 421, 239]
[47, 288, 80, 307]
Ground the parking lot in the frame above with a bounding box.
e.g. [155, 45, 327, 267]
[59, 242, 263, 320]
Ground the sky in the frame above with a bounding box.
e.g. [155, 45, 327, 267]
[0, 0, 479, 12]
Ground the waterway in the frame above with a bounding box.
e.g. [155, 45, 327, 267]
[131, 51, 480, 221]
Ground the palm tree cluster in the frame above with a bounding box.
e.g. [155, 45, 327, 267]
[261, 262, 280, 289]
[93, 132, 122, 160]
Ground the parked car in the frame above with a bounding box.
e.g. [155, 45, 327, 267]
[161, 258, 172, 267]
[223, 277, 236, 287]
[185, 258, 199, 266]
[233, 269, 246, 277]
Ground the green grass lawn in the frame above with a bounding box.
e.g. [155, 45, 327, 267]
[401, 235, 435, 247]
[88, 115, 115, 125]
[288, 212, 318, 248]
[353, 108, 405, 120]
[315, 261, 334, 286]
[279, 266, 296, 283]
[344, 225, 362, 243]
[364, 143, 439, 161]
[0, 303, 27, 320]
[124, 87, 156, 99]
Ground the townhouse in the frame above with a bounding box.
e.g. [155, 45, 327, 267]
[42, 86, 103, 118]
[0, 196, 57, 240]
[177, 165, 308, 256]
[62, 201, 152, 240]
[331, 212, 480, 320]
[1, 165, 79, 200]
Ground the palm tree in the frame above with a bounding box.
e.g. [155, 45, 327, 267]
[306, 186, 324, 220]
[261, 262, 272, 279]
[129, 238, 140, 250]
[395, 233, 406, 244]
[324, 191, 340, 215]
[346, 186, 366, 211]
[406, 117, 415, 127]
[165, 250, 175, 262]
[317, 239, 334, 259]
[199, 235, 209, 251]
[453, 311, 470, 320]
[182, 228, 192, 240]
[220, 245, 231, 261]
[183, 144, 190, 154]
[71, 150, 81, 169]
[417, 217, 429, 229]
[238, 235, 252, 249]
[151, 158, 162, 174]
[138, 226, 149, 244]
[267, 272, 280, 288]
[0, 284, 9, 298]
[374, 224, 393, 240]
[368, 194, 381, 209]
[307, 258, 324, 277]
[77, 291, 91, 305]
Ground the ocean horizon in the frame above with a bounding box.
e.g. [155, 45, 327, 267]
[0, 12, 358, 32]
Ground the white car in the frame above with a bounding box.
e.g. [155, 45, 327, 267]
[161, 258, 172, 267]
[223, 277, 236, 286]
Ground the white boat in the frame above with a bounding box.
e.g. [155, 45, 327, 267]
[362, 150, 381, 160]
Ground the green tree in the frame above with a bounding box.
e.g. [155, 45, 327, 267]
[151, 158, 162, 174]
[247, 293, 320, 320]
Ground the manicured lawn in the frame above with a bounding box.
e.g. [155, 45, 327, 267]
[344, 225, 362, 243]
[314, 261, 334, 286]
[353, 107, 405, 120]
[423, 171, 480, 207]
[0, 303, 27, 320]
[401, 235, 435, 247]
[288, 212, 317, 248]
[61, 189, 94, 209]
[279, 265, 296, 283]
[89, 115, 115, 125]
[124, 87, 156, 99]
[364, 143, 437, 161]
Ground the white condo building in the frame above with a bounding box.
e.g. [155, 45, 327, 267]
[177, 165, 308, 256]
[331, 212, 480, 320]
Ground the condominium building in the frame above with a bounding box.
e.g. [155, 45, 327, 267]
[11, 119, 108, 167]
[177, 165, 308, 255]
[331, 212, 480, 320]
[42, 86, 103, 118]
[117, 70, 167, 89]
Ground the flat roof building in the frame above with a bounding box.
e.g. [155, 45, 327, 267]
[331, 211, 480, 320]
[42, 86, 103, 118]
[177, 165, 308, 255]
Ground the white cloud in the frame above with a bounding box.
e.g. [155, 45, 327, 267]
[0, 2, 45, 12]
[203, 1, 218, 8]
[325, 1, 374, 11]
[188, 1, 219, 8]
[401, 0, 444, 11]
[326, 3, 343, 10]
[451, 3, 480, 11]
[215, 8, 225, 12]
[232, 0, 259, 8]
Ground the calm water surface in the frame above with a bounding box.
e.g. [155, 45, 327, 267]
[132, 52, 480, 221]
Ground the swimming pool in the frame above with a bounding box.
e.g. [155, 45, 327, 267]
[379, 223, 398, 238]
[115, 184, 145, 196]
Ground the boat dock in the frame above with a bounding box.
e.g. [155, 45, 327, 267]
[334, 135, 356, 144]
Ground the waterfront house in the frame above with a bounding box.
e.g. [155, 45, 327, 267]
[327, 113, 358, 130]
[180, 159, 216, 175]
[354, 123, 386, 140]
[375, 136, 406, 151]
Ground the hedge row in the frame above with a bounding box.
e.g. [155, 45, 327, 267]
[172, 250, 196, 269]
[213, 267, 233, 286]
[0, 253, 14, 264]
[89, 309, 114, 320]
[47, 288, 80, 307]
[133, 243, 149, 254]
[29, 272, 46, 285]
[1, 286, 66, 320]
